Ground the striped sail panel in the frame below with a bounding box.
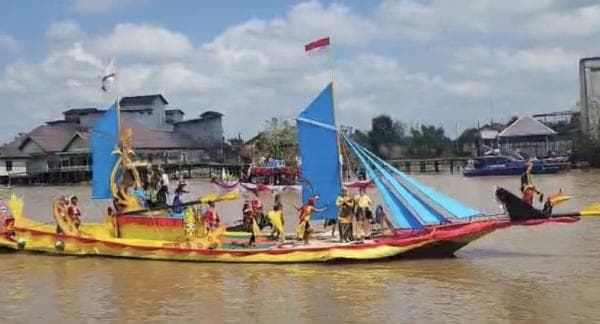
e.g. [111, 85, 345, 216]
[355, 144, 449, 225]
[296, 83, 340, 220]
[343, 135, 424, 229]
[355, 141, 482, 219]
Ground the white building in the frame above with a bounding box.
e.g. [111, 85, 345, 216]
[579, 57, 600, 139]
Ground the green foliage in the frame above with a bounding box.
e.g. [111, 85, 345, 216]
[406, 125, 452, 158]
[366, 114, 406, 158]
[575, 134, 600, 167]
[457, 127, 479, 145]
[243, 118, 298, 167]
[368, 115, 405, 146]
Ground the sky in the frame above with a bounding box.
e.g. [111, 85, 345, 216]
[0, 0, 599, 142]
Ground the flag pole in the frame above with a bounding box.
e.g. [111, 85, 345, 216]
[327, 39, 345, 186]
[114, 59, 121, 133]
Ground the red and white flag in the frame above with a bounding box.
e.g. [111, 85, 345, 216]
[304, 37, 330, 52]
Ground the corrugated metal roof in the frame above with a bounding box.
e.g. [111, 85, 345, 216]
[63, 108, 100, 115]
[0, 134, 30, 158]
[119, 94, 168, 106]
[166, 109, 185, 115]
[498, 115, 557, 137]
[122, 121, 201, 149]
[19, 123, 80, 152]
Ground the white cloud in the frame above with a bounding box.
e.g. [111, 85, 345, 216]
[69, 0, 146, 14]
[47, 20, 83, 42]
[0, 0, 597, 141]
[93, 23, 193, 61]
[0, 33, 18, 52]
[524, 5, 600, 38]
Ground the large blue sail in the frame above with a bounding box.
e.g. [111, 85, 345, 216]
[297, 83, 340, 220]
[91, 103, 119, 200]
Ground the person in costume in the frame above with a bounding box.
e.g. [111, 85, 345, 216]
[336, 187, 354, 242]
[171, 183, 189, 215]
[0, 196, 14, 237]
[67, 196, 82, 230]
[267, 204, 285, 242]
[520, 161, 543, 206]
[242, 201, 260, 246]
[296, 195, 326, 245]
[204, 201, 220, 235]
[354, 188, 373, 239]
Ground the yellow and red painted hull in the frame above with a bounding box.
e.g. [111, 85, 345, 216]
[1, 220, 504, 263]
[0, 215, 580, 263]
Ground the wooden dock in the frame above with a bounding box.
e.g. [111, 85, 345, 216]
[0, 157, 471, 186]
[388, 157, 471, 173]
[0, 162, 250, 186]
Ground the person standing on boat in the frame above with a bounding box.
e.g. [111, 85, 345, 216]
[67, 196, 82, 230]
[158, 167, 170, 203]
[520, 161, 543, 206]
[336, 187, 354, 242]
[296, 195, 326, 245]
[273, 193, 284, 224]
[0, 196, 14, 237]
[267, 204, 285, 242]
[242, 200, 259, 246]
[204, 201, 220, 235]
[354, 188, 373, 239]
[171, 183, 189, 216]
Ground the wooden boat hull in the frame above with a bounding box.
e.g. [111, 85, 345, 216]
[1, 220, 509, 263]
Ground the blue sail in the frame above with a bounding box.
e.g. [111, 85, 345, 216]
[91, 103, 119, 200]
[296, 83, 340, 220]
[356, 142, 482, 219]
[343, 134, 424, 229]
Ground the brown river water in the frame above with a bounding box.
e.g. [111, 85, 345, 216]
[1, 170, 600, 323]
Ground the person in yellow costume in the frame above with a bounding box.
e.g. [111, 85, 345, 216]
[295, 195, 326, 245]
[354, 188, 373, 239]
[267, 204, 285, 242]
[183, 207, 198, 239]
[336, 187, 354, 242]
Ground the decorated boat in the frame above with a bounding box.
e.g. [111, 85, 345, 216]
[0, 82, 597, 263]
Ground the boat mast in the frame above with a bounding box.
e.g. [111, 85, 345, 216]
[327, 37, 344, 186]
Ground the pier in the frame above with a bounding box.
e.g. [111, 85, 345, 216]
[388, 157, 470, 173]
[0, 162, 251, 186]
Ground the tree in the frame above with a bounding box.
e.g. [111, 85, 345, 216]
[406, 125, 451, 158]
[367, 114, 406, 158]
[242, 118, 298, 167]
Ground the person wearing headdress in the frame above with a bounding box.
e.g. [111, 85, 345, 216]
[520, 160, 543, 206]
[204, 201, 220, 235]
[171, 183, 189, 215]
[0, 196, 14, 236]
[267, 203, 284, 242]
[354, 187, 373, 239]
[242, 199, 259, 246]
[336, 187, 354, 242]
[67, 196, 82, 230]
[295, 195, 326, 244]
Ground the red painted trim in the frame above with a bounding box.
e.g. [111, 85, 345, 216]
[117, 215, 183, 227]
[15, 219, 505, 257]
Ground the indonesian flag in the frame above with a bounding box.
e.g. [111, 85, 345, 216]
[101, 58, 116, 92]
[305, 37, 330, 52]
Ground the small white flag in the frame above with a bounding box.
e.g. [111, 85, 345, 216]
[101, 59, 116, 92]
